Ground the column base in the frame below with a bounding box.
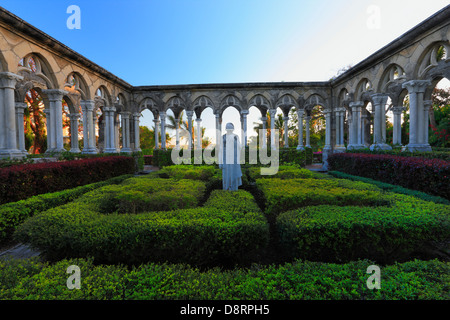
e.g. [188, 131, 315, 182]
[104, 148, 119, 154]
[370, 143, 393, 151]
[81, 148, 98, 155]
[296, 145, 305, 151]
[69, 148, 81, 154]
[0, 149, 27, 159]
[334, 146, 346, 153]
[120, 148, 133, 154]
[133, 148, 142, 152]
[347, 144, 366, 150]
[402, 144, 432, 152]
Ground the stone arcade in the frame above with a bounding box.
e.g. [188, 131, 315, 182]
[0, 6, 449, 168]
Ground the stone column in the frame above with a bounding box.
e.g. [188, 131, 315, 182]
[175, 117, 180, 148]
[215, 112, 221, 147]
[423, 100, 432, 147]
[43, 89, 67, 154]
[269, 109, 277, 150]
[347, 113, 352, 146]
[195, 118, 202, 150]
[133, 113, 141, 152]
[15, 102, 28, 154]
[305, 115, 311, 148]
[261, 116, 267, 148]
[392, 106, 403, 146]
[334, 108, 346, 152]
[241, 110, 249, 147]
[103, 107, 116, 153]
[296, 109, 304, 150]
[370, 94, 391, 150]
[160, 112, 166, 150]
[154, 118, 160, 150]
[109, 107, 117, 153]
[81, 100, 97, 154]
[283, 116, 289, 148]
[322, 109, 333, 170]
[121, 112, 132, 153]
[186, 111, 194, 150]
[402, 80, 432, 152]
[348, 101, 364, 149]
[340, 109, 345, 146]
[0, 72, 23, 158]
[68, 113, 81, 153]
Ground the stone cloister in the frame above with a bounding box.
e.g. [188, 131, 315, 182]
[0, 6, 449, 163]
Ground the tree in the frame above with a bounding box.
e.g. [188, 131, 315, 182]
[24, 89, 47, 154]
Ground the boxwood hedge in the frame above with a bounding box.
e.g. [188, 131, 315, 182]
[256, 178, 389, 218]
[276, 194, 450, 264]
[14, 182, 269, 266]
[0, 174, 133, 244]
[0, 258, 448, 300]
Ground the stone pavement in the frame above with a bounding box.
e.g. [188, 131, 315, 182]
[0, 243, 41, 261]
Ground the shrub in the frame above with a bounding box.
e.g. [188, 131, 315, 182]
[247, 165, 314, 182]
[328, 171, 450, 205]
[328, 153, 450, 200]
[256, 178, 387, 218]
[0, 156, 136, 205]
[14, 181, 268, 266]
[152, 149, 174, 167]
[0, 174, 133, 244]
[0, 258, 448, 300]
[158, 165, 220, 181]
[276, 194, 450, 264]
[346, 148, 450, 162]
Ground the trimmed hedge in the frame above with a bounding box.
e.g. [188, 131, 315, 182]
[247, 165, 314, 182]
[152, 147, 314, 167]
[0, 156, 136, 205]
[276, 194, 450, 264]
[256, 178, 388, 218]
[0, 174, 133, 244]
[14, 184, 269, 266]
[75, 177, 207, 214]
[0, 258, 448, 300]
[328, 171, 450, 205]
[327, 153, 450, 200]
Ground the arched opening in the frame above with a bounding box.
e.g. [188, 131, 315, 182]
[139, 109, 155, 152]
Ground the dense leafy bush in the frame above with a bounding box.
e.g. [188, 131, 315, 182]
[152, 149, 175, 167]
[256, 178, 388, 218]
[328, 153, 450, 200]
[276, 194, 450, 264]
[328, 171, 450, 205]
[247, 165, 314, 182]
[0, 156, 136, 205]
[0, 174, 133, 244]
[0, 258, 448, 300]
[14, 183, 269, 266]
[158, 165, 220, 181]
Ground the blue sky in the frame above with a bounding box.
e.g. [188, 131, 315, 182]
[1, 0, 449, 142]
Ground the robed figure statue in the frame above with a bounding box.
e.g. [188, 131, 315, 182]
[219, 123, 242, 191]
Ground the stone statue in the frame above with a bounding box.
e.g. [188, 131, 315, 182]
[219, 123, 242, 191]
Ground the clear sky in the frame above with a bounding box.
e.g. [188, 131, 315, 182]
[1, 0, 449, 143]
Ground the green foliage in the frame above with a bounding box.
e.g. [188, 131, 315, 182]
[276, 194, 450, 264]
[247, 165, 314, 182]
[256, 178, 387, 218]
[328, 171, 450, 205]
[0, 258, 447, 300]
[158, 165, 221, 181]
[0, 174, 133, 244]
[14, 178, 268, 266]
